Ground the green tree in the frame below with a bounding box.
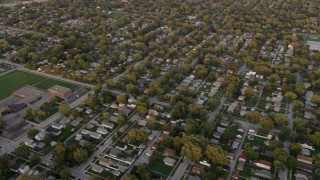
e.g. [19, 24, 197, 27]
[136, 164, 150, 180]
[260, 119, 274, 129]
[59, 104, 70, 115]
[102, 112, 109, 120]
[117, 115, 127, 125]
[286, 155, 297, 169]
[73, 148, 88, 164]
[56, 142, 66, 159]
[181, 135, 207, 161]
[244, 87, 257, 101]
[116, 95, 126, 104]
[289, 143, 302, 156]
[122, 173, 138, 180]
[244, 143, 258, 160]
[17, 174, 45, 180]
[207, 97, 219, 110]
[205, 145, 227, 166]
[30, 154, 40, 165]
[284, 91, 297, 101]
[311, 94, 320, 105]
[0, 119, 4, 130]
[146, 117, 156, 129]
[60, 169, 71, 180]
[314, 153, 320, 168]
[273, 114, 288, 126]
[27, 129, 38, 139]
[308, 131, 320, 147]
[294, 118, 306, 132]
[272, 148, 288, 170]
[127, 129, 148, 142]
[14, 145, 30, 159]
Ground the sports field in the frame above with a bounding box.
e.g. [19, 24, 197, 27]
[0, 70, 77, 100]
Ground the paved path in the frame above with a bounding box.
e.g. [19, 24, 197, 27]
[113, 56, 149, 81]
[271, 41, 282, 64]
[149, 97, 172, 107]
[207, 97, 226, 124]
[69, 113, 139, 179]
[254, 82, 266, 109]
[226, 129, 248, 180]
[169, 157, 191, 180]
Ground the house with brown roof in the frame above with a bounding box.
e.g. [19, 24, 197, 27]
[192, 165, 204, 175]
[297, 155, 313, 165]
[151, 143, 158, 150]
[294, 170, 309, 180]
[98, 157, 111, 167]
[253, 160, 272, 170]
[238, 154, 247, 162]
[164, 148, 176, 157]
[297, 162, 314, 172]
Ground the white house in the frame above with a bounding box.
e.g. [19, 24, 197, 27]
[199, 158, 211, 167]
[97, 127, 108, 135]
[80, 129, 90, 135]
[35, 131, 46, 141]
[102, 121, 114, 129]
[91, 164, 103, 173]
[75, 133, 83, 141]
[25, 139, 37, 148]
[19, 164, 30, 174]
[163, 157, 176, 166]
[90, 132, 102, 139]
[116, 143, 127, 151]
[85, 108, 93, 115]
[52, 122, 63, 130]
[300, 143, 315, 151]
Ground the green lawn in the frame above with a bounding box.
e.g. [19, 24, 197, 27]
[0, 0, 11, 3]
[109, 11, 125, 18]
[34, 78, 77, 90]
[0, 71, 45, 100]
[148, 154, 175, 176]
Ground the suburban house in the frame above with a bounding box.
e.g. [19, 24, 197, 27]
[199, 157, 211, 167]
[253, 160, 272, 170]
[102, 121, 114, 129]
[163, 157, 176, 166]
[18, 164, 30, 174]
[90, 132, 102, 139]
[91, 164, 103, 173]
[97, 127, 108, 135]
[98, 157, 111, 167]
[192, 165, 204, 175]
[52, 122, 63, 130]
[24, 139, 37, 148]
[237, 161, 245, 171]
[294, 170, 309, 180]
[164, 148, 176, 157]
[297, 155, 313, 165]
[254, 169, 272, 179]
[238, 154, 247, 162]
[35, 131, 46, 141]
[116, 142, 127, 151]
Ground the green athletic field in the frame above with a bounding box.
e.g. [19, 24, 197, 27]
[0, 70, 77, 100]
